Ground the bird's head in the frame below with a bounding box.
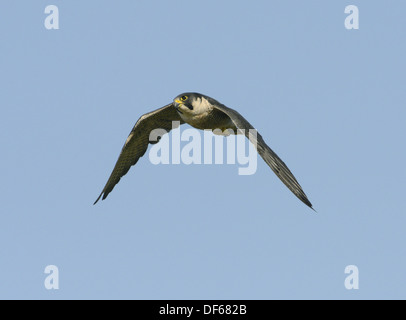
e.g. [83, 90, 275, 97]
[173, 93, 195, 114]
[173, 92, 210, 115]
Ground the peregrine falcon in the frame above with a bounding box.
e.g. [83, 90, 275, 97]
[94, 93, 314, 209]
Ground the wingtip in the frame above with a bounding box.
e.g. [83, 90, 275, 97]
[302, 197, 316, 212]
[306, 201, 317, 212]
[93, 194, 103, 205]
[94, 189, 111, 205]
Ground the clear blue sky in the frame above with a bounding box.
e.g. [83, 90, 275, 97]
[1, 0, 405, 299]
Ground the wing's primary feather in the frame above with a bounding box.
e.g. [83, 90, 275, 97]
[94, 103, 184, 204]
[212, 103, 314, 209]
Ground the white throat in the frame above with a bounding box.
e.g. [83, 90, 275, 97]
[178, 96, 214, 124]
[191, 96, 213, 115]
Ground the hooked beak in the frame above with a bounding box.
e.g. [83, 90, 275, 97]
[174, 99, 183, 114]
[174, 99, 193, 111]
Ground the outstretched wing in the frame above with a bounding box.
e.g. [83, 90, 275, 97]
[212, 103, 314, 209]
[94, 103, 184, 204]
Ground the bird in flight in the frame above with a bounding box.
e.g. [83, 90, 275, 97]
[94, 93, 313, 209]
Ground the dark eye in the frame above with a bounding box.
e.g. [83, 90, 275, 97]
[180, 95, 188, 101]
